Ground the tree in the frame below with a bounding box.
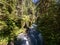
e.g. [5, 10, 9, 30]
[0, 0, 36, 45]
[36, 0, 60, 45]
[16, 0, 36, 28]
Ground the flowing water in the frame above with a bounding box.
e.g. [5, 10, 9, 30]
[8, 24, 43, 45]
[16, 24, 43, 45]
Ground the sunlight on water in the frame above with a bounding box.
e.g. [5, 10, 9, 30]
[26, 41, 29, 45]
[23, 37, 29, 45]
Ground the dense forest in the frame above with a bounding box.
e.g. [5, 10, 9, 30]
[0, 0, 60, 45]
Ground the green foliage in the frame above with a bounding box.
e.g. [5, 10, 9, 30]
[0, 0, 60, 45]
[0, 0, 36, 45]
[0, 0, 18, 45]
[36, 0, 60, 45]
